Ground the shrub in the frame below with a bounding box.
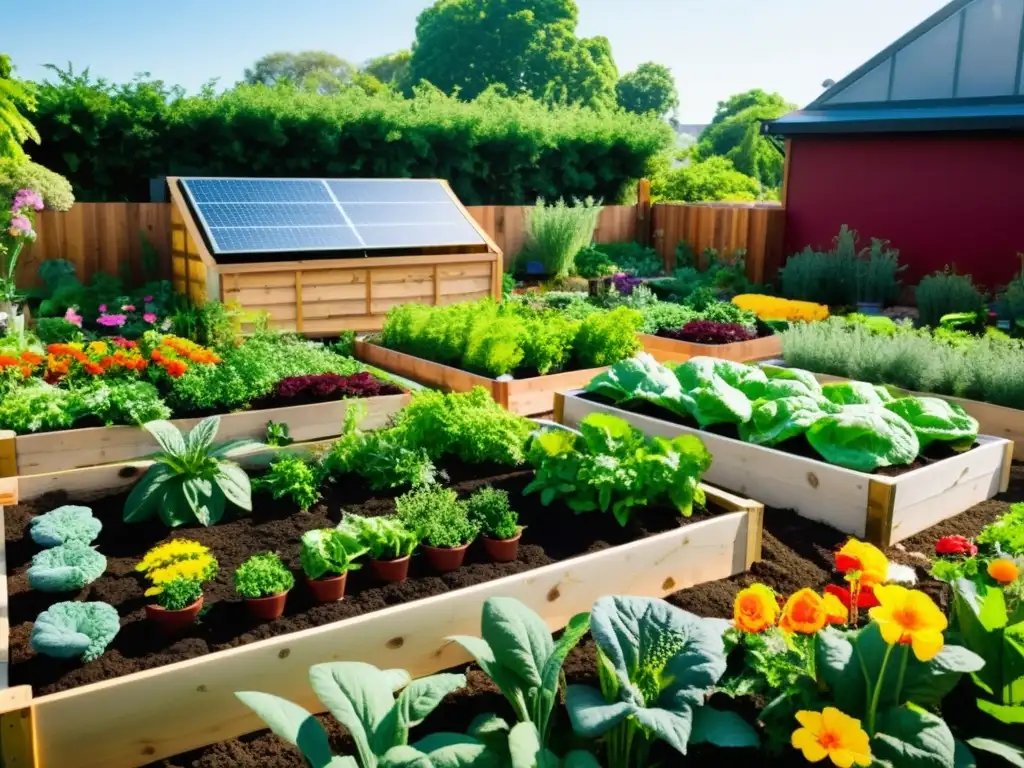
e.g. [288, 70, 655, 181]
[574, 245, 618, 279]
[299, 529, 367, 580]
[593, 242, 664, 277]
[0, 382, 75, 433]
[136, 539, 218, 609]
[660, 320, 758, 345]
[637, 302, 699, 334]
[31, 602, 120, 662]
[466, 487, 520, 540]
[234, 552, 294, 598]
[340, 514, 419, 561]
[395, 485, 478, 548]
[573, 307, 642, 367]
[75, 380, 172, 426]
[915, 270, 987, 328]
[517, 198, 602, 278]
[254, 455, 322, 511]
[29, 505, 101, 547]
[35, 317, 81, 344]
[0, 157, 74, 211]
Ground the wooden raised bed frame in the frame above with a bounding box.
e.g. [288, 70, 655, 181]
[0, 471, 762, 767]
[555, 391, 1013, 547]
[638, 333, 781, 363]
[168, 177, 504, 335]
[0, 393, 409, 480]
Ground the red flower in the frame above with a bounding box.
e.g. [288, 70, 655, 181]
[935, 535, 977, 557]
[824, 583, 880, 610]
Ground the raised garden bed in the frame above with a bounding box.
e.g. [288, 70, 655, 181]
[0, 459, 762, 768]
[638, 332, 781, 363]
[556, 390, 1011, 546]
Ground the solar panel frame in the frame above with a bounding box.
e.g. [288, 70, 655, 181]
[178, 177, 488, 257]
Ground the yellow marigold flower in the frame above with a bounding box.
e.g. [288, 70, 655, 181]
[780, 588, 827, 635]
[146, 554, 217, 586]
[792, 707, 872, 767]
[731, 294, 830, 323]
[835, 539, 888, 587]
[136, 539, 210, 573]
[87, 341, 108, 356]
[869, 585, 946, 661]
[988, 559, 1020, 585]
[733, 583, 780, 633]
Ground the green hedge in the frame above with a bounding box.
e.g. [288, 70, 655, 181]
[27, 75, 673, 203]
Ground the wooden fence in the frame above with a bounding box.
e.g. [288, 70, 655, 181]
[21, 198, 785, 287]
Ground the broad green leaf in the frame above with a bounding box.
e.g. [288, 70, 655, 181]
[872, 706, 956, 768]
[396, 674, 466, 730]
[310, 662, 395, 767]
[466, 713, 510, 753]
[185, 416, 221, 456]
[584, 353, 684, 414]
[954, 738, 976, 768]
[821, 381, 889, 406]
[508, 721, 543, 768]
[815, 627, 868, 715]
[123, 464, 174, 523]
[143, 419, 187, 456]
[182, 476, 217, 526]
[738, 394, 830, 447]
[761, 365, 822, 393]
[482, 597, 554, 692]
[538, 612, 590, 716]
[404, 733, 493, 767]
[632, 706, 694, 755]
[885, 397, 979, 450]
[215, 462, 253, 511]
[379, 745, 431, 768]
[381, 668, 413, 693]
[448, 634, 528, 721]
[211, 437, 266, 459]
[688, 705, 760, 748]
[953, 579, 1018, 700]
[806, 404, 920, 473]
[966, 738, 1024, 767]
[563, 751, 601, 768]
[159, 476, 197, 528]
[235, 692, 336, 768]
[674, 357, 755, 427]
[564, 684, 632, 737]
[976, 699, 1024, 724]
[900, 642, 984, 709]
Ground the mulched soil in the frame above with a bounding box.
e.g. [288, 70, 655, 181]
[6, 461, 711, 696]
[150, 463, 1024, 768]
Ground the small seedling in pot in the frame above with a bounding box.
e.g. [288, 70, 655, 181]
[340, 513, 419, 583]
[235, 552, 294, 621]
[467, 487, 523, 562]
[137, 539, 218, 633]
[299, 528, 367, 603]
[395, 486, 478, 573]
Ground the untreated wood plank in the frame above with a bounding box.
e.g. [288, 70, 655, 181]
[637, 333, 781, 364]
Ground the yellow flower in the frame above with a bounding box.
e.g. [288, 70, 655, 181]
[823, 592, 849, 626]
[780, 588, 827, 635]
[835, 539, 888, 587]
[136, 539, 210, 573]
[733, 583, 780, 633]
[869, 585, 946, 661]
[87, 341, 108, 356]
[146, 555, 217, 587]
[988, 559, 1020, 585]
[792, 707, 872, 767]
[731, 294, 829, 323]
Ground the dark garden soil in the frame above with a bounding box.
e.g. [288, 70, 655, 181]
[579, 391, 977, 477]
[149, 464, 1024, 768]
[5, 460, 714, 696]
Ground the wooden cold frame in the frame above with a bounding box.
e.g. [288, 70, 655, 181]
[0, 477, 762, 768]
[555, 391, 1012, 547]
[168, 178, 504, 335]
[637, 333, 782, 364]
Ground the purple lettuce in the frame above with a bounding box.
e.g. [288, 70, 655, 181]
[659, 321, 758, 345]
[275, 372, 403, 402]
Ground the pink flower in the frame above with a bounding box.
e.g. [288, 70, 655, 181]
[143, 312, 157, 323]
[96, 314, 127, 328]
[112, 337, 137, 349]
[98, 304, 107, 313]
[63, 307, 83, 328]
[121, 304, 136, 312]
[143, 295, 153, 303]
[8, 214, 34, 239]
[12, 189, 43, 212]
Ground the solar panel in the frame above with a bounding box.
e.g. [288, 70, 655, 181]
[178, 177, 487, 256]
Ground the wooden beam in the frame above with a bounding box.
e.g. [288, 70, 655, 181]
[294, 271, 303, 333]
[636, 178, 652, 247]
[165, 178, 217, 271]
[215, 252, 496, 276]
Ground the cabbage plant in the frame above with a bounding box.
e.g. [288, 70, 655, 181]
[29, 504, 101, 547]
[27, 542, 106, 592]
[31, 601, 120, 662]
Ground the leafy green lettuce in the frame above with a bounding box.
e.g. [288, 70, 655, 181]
[806, 405, 920, 472]
[673, 357, 767, 427]
[739, 395, 839, 447]
[884, 396, 979, 449]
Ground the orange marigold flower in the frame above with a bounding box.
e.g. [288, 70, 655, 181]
[733, 583, 780, 633]
[988, 559, 1020, 585]
[19, 350, 43, 365]
[151, 349, 164, 362]
[47, 343, 74, 355]
[0, 355, 20, 367]
[780, 588, 827, 635]
[163, 359, 188, 378]
[83, 362, 104, 375]
[19, 366, 32, 378]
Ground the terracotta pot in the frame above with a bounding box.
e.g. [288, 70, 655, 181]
[305, 573, 348, 603]
[145, 597, 203, 633]
[370, 555, 411, 583]
[421, 542, 470, 573]
[482, 532, 522, 563]
[245, 590, 289, 621]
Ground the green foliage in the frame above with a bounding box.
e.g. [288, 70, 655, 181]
[340, 514, 420, 561]
[651, 155, 761, 203]
[236, 661, 493, 768]
[409, 0, 618, 109]
[35, 317, 81, 344]
[299, 528, 367, 580]
[0, 157, 74, 211]
[616, 62, 679, 117]
[32, 68, 670, 203]
[573, 307, 642, 367]
[0, 56, 40, 160]
[805, 405, 920, 473]
[525, 414, 711, 525]
[574, 246, 618, 279]
[780, 317, 1024, 410]
[566, 597, 752, 766]
[27, 542, 107, 592]
[29, 504, 101, 547]
[30, 601, 120, 663]
[75, 380, 172, 426]
[450, 597, 590, 751]
[169, 300, 239, 351]
[158, 578, 204, 611]
[234, 552, 295, 599]
[592, 242, 664, 277]
[916, 271, 988, 328]
[265, 421, 294, 447]
[636, 301, 699, 333]
[0, 382, 75, 433]
[517, 198, 602, 278]
[780, 225, 903, 306]
[395, 485, 478, 548]
[243, 51, 356, 92]
[123, 416, 259, 528]
[255, 454, 321, 511]
[362, 50, 412, 89]
[884, 396, 979, 450]
[977, 503, 1024, 555]
[466, 487, 519, 540]
[332, 330, 356, 358]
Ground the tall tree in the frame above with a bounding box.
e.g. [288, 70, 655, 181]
[616, 62, 679, 117]
[408, 0, 618, 108]
[362, 50, 412, 89]
[243, 51, 356, 94]
[709, 88, 791, 126]
[0, 54, 39, 160]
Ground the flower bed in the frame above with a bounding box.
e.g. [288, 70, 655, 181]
[0, 391, 762, 768]
[555, 355, 1012, 544]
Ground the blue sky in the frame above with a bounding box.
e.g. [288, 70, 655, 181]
[7, 0, 949, 122]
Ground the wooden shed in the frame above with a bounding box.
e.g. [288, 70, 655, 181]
[168, 176, 503, 334]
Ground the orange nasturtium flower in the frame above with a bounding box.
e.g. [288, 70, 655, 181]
[869, 585, 946, 661]
[988, 559, 1020, 585]
[779, 588, 827, 635]
[792, 708, 872, 767]
[835, 539, 888, 587]
[823, 592, 849, 626]
[733, 583, 780, 633]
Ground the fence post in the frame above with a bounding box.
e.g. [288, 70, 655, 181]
[635, 179, 652, 247]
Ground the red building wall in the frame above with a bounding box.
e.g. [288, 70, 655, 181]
[784, 133, 1023, 288]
